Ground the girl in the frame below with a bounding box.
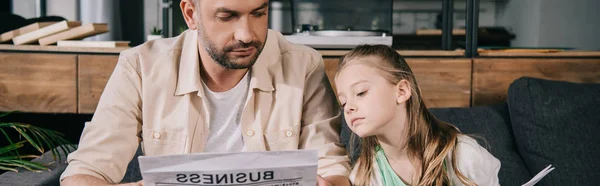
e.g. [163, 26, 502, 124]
[335, 45, 500, 186]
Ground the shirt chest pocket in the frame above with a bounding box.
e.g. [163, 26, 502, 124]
[263, 124, 300, 151]
[142, 129, 188, 156]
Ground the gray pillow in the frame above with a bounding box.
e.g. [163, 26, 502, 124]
[508, 77, 600, 186]
[431, 103, 532, 186]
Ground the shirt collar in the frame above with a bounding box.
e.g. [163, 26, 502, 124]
[174, 29, 279, 96]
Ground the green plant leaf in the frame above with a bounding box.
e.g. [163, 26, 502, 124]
[0, 161, 44, 172]
[0, 111, 16, 118]
[0, 119, 73, 172]
[151, 27, 163, 35]
[0, 141, 26, 155]
[7, 159, 48, 171]
[11, 125, 44, 153]
[30, 126, 73, 162]
[0, 164, 19, 172]
[0, 127, 19, 157]
[0, 155, 39, 162]
[32, 128, 59, 160]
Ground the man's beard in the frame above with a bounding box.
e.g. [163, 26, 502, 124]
[198, 26, 264, 69]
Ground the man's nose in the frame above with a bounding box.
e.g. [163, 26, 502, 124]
[234, 17, 253, 44]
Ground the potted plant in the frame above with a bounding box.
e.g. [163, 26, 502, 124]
[147, 27, 163, 41]
[177, 26, 188, 35]
[0, 112, 73, 173]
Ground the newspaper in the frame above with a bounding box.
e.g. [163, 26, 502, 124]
[522, 164, 555, 186]
[138, 149, 318, 186]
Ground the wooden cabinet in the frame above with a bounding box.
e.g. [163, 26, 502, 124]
[408, 58, 471, 108]
[2, 47, 599, 113]
[0, 53, 77, 113]
[324, 58, 472, 108]
[472, 58, 600, 106]
[78, 55, 119, 113]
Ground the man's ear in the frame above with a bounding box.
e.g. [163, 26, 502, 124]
[396, 80, 412, 104]
[181, 0, 199, 30]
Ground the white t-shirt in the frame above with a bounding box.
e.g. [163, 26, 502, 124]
[202, 71, 250, 153]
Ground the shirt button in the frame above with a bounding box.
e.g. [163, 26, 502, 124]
[285, 130, 293, 137]
[246, 130, 255, 137]
[153, 132, 161, 139]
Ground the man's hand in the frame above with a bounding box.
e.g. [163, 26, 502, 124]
[317, 175, 350, 186]
[121, 180, 144, 186]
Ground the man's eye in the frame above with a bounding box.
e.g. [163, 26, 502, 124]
[216, 13, 235, 21]
[217, 16, 234, 21]
[252, 12, 266, 17]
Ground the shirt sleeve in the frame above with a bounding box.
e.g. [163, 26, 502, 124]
[455, 136, 501, 186]
[298, 51, 351, 178]
[60, 52, 143, 184]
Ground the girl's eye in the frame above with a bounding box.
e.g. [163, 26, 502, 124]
[341, 103, 346, 108]
[357, 90, 367, 97]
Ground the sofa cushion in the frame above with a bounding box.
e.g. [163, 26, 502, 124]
[508, 77, 600, 185]
[431, 103, 531, 186]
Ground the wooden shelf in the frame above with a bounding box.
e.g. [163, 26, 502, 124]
[319, 50, 465, 57]
[478, 51, 600, 57]
[0, 44, 128, 54]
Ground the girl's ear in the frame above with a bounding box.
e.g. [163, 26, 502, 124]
[396, 80, 412, 104]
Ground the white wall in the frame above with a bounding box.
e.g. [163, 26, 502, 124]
[496, 0, 600, 50]
[144, 0, 161, 37]
[538, 0, 600, 50]
[47, 0, 77, 20]
[495, 0, 542, 47]
[13, 0, 77, 20]
[12, 0, 36, 18]
[80, 0, 122, 41]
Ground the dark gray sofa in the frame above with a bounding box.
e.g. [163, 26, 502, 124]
[2, 77, 599, 185]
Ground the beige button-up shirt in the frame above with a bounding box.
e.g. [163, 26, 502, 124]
[61, 29, 351, 183]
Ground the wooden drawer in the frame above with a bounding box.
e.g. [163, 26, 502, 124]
[324, 57, 472, 108]
[77, 55, 119, 114]
[0, 53, 77, 113]
[473, 58, 600, 106]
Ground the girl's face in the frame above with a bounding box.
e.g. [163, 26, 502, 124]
[335, 58, 410, 138]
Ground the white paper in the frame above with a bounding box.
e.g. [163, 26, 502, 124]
[138, 149, 318, 186]
[522, 164, 555, 186]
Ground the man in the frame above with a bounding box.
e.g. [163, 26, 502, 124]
[60, 0, 350, 185]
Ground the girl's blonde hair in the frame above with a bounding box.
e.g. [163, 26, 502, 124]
[337, 45, 476, 186]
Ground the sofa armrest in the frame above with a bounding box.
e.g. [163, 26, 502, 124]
[0, 145, 76, 186]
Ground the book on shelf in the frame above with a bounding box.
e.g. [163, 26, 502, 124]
[12, 21, 81, 45]
[56, 40, 130, 48]
[0, 22, 56, 43]
[38, 23, 108, 46]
